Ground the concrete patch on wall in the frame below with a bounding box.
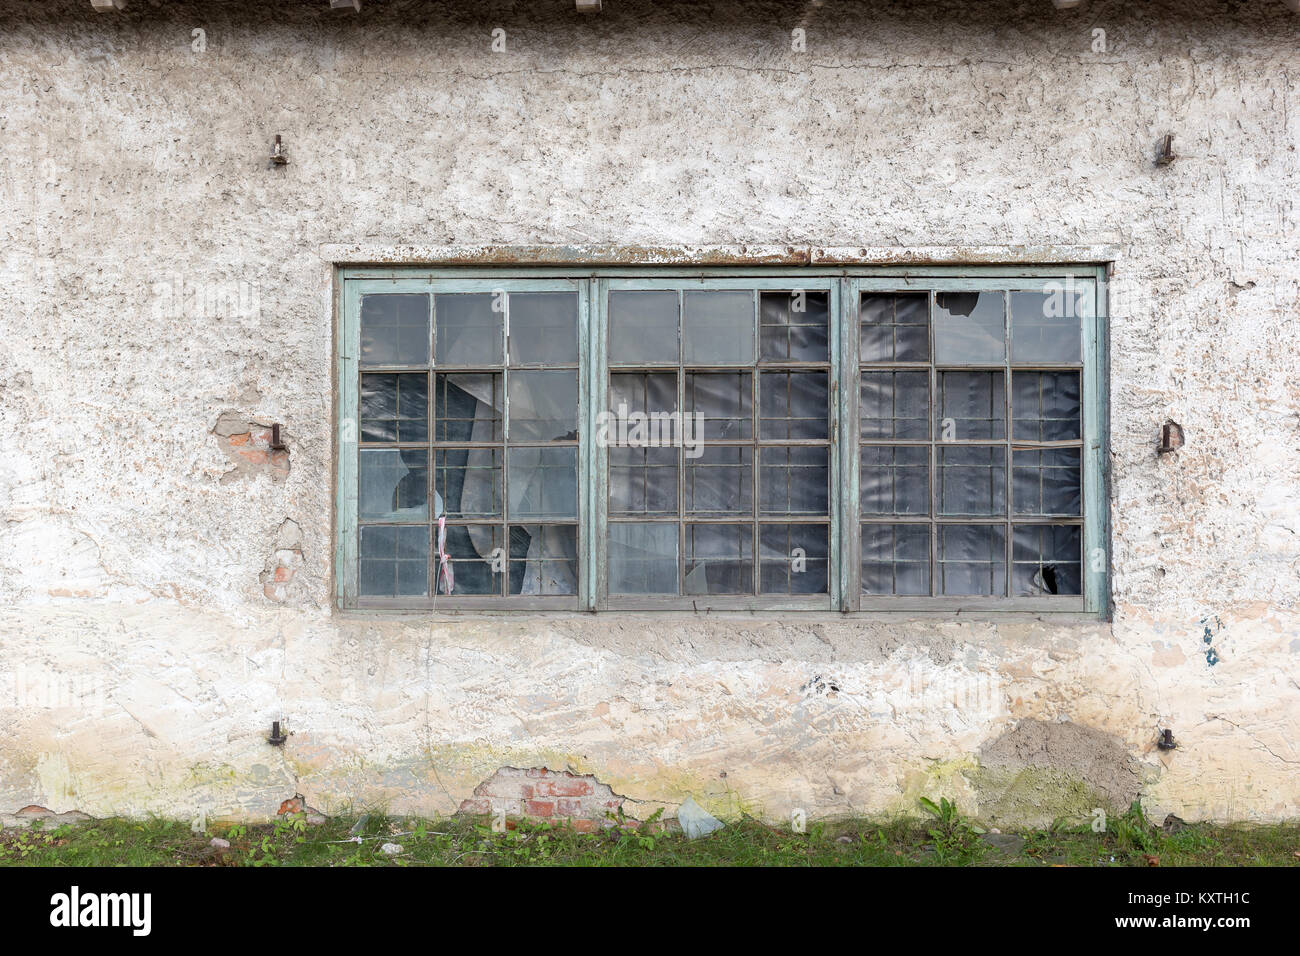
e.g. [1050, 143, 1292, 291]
[260, 519, 304, 603]
[971, 719, 1145, 828]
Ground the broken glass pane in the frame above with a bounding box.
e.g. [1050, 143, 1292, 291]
[433, 447, 503, 519]
[359, 448, 428, 521]
[361, 294, 430, 366]
[1010, 289, 1085, 364]
[1012, 371, 1081, 441]
[938, 445, 1008, 516]
[938, 524, 1007, 596]
[1012, 524, 1082, 596]
[759, 371, 828, 440]
[609, 290, 679, 364]
[760, 291, 829, 361]
[934, 291, 1005, 364]
[508, 446, 578, 519]
[608, 522, 679, 594]
[508, 292, 578, 365]
[683, 290, 755, 364]
[860, 292, 929, 363]
[860, 370, 929, 440]
[684, 523, 753, 594]
[760, 524, 828, 594]
[507, 370, 578, 441]
[359, 525, 430, 598]
[1012, 448, 1081, 516]
[861, 523, 931, 596]
[508, 524, 578, 595]
[937, 371, 1006, 440]
[860, 446, 930, 516]
[435, 373, 503, 443]
[759, 446, 828, 515]
[684, 445, 753, 515]
[361, 373, 429, 443]
[440, 524, 504, 595]
[435, 293, 503, 366]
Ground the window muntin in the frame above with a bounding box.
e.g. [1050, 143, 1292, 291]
[338, 270, 1105, 614]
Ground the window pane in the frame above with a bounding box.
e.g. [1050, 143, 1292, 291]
[683, 291, 754, 364]
[860, 446, 930, 516]
[441, 524, 504, 595]
[359, 525, 430, 598]
[938, 445, 1007, 516]
[508, 524, 578, 595]
[361, 373, 428, 443]
[684, 523, 753, 594]
[860, 370, 929, 439]
[508, 370, 578, 441]
[508, 446, 577, 519]
[1010, 290, 1085, 364]
[1012, 370, 1081, 441]
[359, 448, 429, 521]
[435, 293, 503, 365]
[435, 373, 503, 442]
[610, 290, 678, 364]
[434, 447, 503, 519]
[509, 292, 578, 365]
[608, 523, 678, 594]
[759, 371, 828, 440]
[684, 445, 753, 515]
[610, 371, 676, 419]
[1013, 448, 1081, 516]
[760, 290, 828, 361]
[760, 446, 828, 515]
[938, 524, 1007, 596]
[1012, 524, 1082, 596]
[861, 524, 930, 596]
[760, 524, 828, 595]
[934, 291, 1005, 364]
[937, 370, 1006, 440]
[609, 446, 678, 515]
[861, 292, 928, 362]
[686, 371, 752, 440]
[361, 294, 429, 366]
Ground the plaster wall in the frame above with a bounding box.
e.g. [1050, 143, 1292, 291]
[0, 0, 1297, 825]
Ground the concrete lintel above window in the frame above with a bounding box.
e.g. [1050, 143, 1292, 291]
[321, 243, 1123, 269]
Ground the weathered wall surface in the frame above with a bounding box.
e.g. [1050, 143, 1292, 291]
[0, 0, 1297, 826]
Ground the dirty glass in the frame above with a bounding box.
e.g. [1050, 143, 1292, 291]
[608, 523, 679, 595]
[359, 525, 429, 598]
[609, 290, 679, 364]
[861, 524, 930, 596]
[359, 449, 428, 521]
[509, 292, 579, 365]
[435, 293, 502, 366]
[361, 294, 429, 366]
[761, 290, 828, 361]
[683, 523, 753, 595]
[361, 373, 429, 443]
[683, 290, 755, 364]
[508, 525, 578, 595]
[760, 524, 828, 595]
[861, 292, 928, 363]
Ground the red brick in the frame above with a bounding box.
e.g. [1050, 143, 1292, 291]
[535, 778, 594, 797]
[227, 433, 251, 446]
[457, 798, 491, 815]
[555, 797, 583, 817]
[569, 819, 599, 833]
[525, 800, 555, 817]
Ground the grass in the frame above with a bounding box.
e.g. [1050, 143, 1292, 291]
[2, 802, 1298, 867]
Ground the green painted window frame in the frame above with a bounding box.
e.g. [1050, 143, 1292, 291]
[336, 266, 1110, 617]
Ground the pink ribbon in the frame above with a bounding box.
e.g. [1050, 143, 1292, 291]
[436, 516, 454, 595]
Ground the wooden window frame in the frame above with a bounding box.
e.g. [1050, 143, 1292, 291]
[335, 266, 1110, 617]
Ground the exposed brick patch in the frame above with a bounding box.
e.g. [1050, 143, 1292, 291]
[459, 768, 626, 828]
[213, 410, 290, 484]
[260, 518, 304, 602]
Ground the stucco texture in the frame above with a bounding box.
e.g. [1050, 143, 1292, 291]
[0, 0, 1297, 825]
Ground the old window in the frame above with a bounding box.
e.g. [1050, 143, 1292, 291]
[337, 269, 1107, 614]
